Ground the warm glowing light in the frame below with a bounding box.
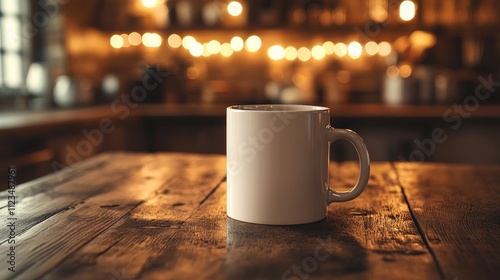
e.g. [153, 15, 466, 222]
[221, 43, 234, 57]
[187, 66, 200, 79]
[245, 35, 261, 52]
[311, 45, 325, 60]
[182, 35, 196, 49]
[365, 41, 379, 56]
[207, 40, 221, 54]
[129, 32, 142, 46]
[409, 31, 436, 49]
[142, 33, 162, 47]
[369, 0, 388, 23]
[399, 64, 412, 78]
[386, 65, 399, 78]
[110, 34, 124, 49]
[347, 42, 362, 59]
[189, 42, 203, 57]
[334, 43, 347, 57]
[292, 73, 310, 90]
[121, 34, 131, 47]
[230, 36, 244, 51]
[399, 0, 416, 21]
[268, 45, 285, 60]
[378, 41, 392, 56]
[167, 34, 182, 48]
[323, 41, 335, 55]
[227, 1, 243, 16]
[142, 0, 157, 8]
[297, 47, 311, 62]
[202, 43, 211, 57]
[284, 46, 298, 61]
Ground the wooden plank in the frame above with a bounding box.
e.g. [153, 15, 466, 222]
[37, 153, 226, 280]
[139, 182, 227, 280]
[324, 162, 441, 279]
[0, 153, 189, 279]
[395, 162, 500, 280]
[0, 152, 117, 202]
[0, 153, 154, 243]
[136, 104, 500, 119]
[139, 162, 440, 280]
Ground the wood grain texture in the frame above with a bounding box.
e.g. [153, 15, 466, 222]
[41, 153, 226, 280]
[1, 153, 498, 280]
[0, 153, 154, 243]
[395, 162, 500, 280]
[0, 153, 224, 279]
[139, 162, 440, 280]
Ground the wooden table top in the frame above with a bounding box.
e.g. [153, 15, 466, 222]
[1, 152, 499, 280]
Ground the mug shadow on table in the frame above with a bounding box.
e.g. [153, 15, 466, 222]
[223, 214, 367, 279]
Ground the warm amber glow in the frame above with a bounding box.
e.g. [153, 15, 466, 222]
[142, 33, 162, 48]
[207, 40, 221, 54]
[409, 31, 436, 49]
[129, 32, 142, 46]
[189, 42, 203, 57]
[399, 64, 412, 78]
[311, 45, 325, 60]
[347, 42, 362, 59]
[322, 41, 335, 55]
[142, 0, 157, 8]
[230, 36, 244, 51]
[182, 35, 196, 49]
[227, 1, 243, 16]
[334, 43, 347, 57]
[378, 41, 392, 56]
[245, 35, 261, 52]
[284, 46, 298, 61]
[110, 34, 124, 49]
[121, 34, 130, 47]
[220, 43, 234, 57]
[202, 43, 211, 57]
[297, 47, 311, 62]
[399, 0, 416, 21]
[187, 66, 200, 79]
[369, 0, 388, 23]
[386, 65, 399, 78]
[167, 34, 181, 48]
[292, 72, 310, 90]
[268, 45, 285, 60]
[365, 41, 379, 56]
[337, 70, 351, 83]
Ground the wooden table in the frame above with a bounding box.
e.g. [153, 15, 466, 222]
[1, 153, 499, 280]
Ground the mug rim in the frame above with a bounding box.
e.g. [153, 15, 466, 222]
[228, 104, 329, 112]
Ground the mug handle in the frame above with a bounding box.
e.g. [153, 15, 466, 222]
[326, 127, 370, 203]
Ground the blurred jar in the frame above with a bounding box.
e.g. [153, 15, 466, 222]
[382, 65, 417, 105]
[53, 76, 93, 108]
[434, 70, 458, 104]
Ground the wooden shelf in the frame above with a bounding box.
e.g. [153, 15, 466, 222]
[98, 24, 500, 37]
[2, 103, 500, 136]
[137, 103, 500, 119]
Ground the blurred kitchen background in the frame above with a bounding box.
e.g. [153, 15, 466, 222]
[0, 0, 499, 187]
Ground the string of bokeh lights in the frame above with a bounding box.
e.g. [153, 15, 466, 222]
[110, 32, 393, 62]
[109, 0, 422, 60]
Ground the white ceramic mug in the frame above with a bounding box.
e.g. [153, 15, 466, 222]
[227, 105, 370, 225]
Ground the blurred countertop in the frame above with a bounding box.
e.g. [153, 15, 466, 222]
[1, 103, 500, 135]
